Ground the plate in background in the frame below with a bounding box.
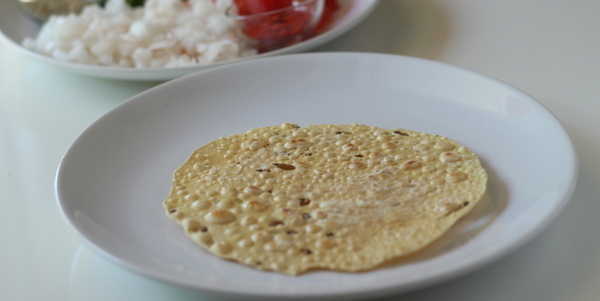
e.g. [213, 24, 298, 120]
[0, 0, 377, 81]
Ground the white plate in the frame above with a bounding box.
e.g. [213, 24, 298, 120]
[0, 0, 377, 81]
[56, 53, 577, 300]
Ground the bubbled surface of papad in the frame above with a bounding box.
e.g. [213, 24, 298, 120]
[163, 123, 488, 275]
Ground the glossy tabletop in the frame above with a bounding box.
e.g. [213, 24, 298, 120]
[2, 1, 600, 300]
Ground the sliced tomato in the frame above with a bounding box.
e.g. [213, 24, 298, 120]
[234, 0, 294, 15]
[233, 0, 340, 52]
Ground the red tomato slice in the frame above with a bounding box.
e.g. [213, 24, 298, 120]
[234, 0, 294, 15]
[233, 0, 340, 52]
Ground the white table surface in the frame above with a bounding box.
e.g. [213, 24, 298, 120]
[2, 1, 599, 300]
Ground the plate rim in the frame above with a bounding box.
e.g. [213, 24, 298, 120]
[0, 0, 379, 80]
[55, 52, 578, 299]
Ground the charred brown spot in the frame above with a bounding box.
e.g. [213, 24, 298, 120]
[402, 159, 422, 170]
[256, 168, 271, 172]
[168, 209, 177, 214]
[188, 226, 201, 233]
[354, 154, 364, 158]
[302, 213, 311, 220]
[269, 220, 284, 227]
[325, 232, 335, 238]
[305, 153, 313, 156]
[300, 248, 313, 255]
[463, 201, 470, 207]
[291, 139, 306, 143]
[299, 198, 311, 206]
[267, 190, 273, 193]
[273, 163, 296, 170]
[286, 230, 298, 235]
[393, 131, 409, 136]
[200, 226, 208, 233]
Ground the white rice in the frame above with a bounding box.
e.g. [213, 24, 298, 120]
[23, 0, 257, 68]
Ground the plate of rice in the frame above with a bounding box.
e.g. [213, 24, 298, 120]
[0, 0, 377, 81]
